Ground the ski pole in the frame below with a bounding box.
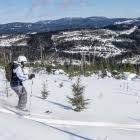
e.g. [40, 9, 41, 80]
[28, 61, 32, 115]
[29, 79, 33, 115]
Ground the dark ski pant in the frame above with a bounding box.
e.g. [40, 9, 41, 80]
[11, 86, 27, 109]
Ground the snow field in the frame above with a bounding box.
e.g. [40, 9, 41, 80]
[0, 69, 140, 139]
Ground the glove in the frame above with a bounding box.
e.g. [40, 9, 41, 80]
[29, 74, 35, 79]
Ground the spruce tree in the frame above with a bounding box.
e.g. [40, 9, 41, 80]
[68, 77, 89, 112]
[41, 81, 49, 99]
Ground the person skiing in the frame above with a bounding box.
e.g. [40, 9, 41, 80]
[10, 56, 35, 111]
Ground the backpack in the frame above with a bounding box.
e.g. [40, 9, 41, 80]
[5, 62, 13, 82]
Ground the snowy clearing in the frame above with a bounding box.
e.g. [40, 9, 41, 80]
[0, 69, 140, 140]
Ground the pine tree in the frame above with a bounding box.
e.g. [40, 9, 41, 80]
[41, 81, 49, 99]
[67, 77, 89, 112]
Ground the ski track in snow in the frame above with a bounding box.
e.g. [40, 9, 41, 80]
[0, 107, 140, 132]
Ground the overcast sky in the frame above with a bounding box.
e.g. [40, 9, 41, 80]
[0, 0, 140, 24]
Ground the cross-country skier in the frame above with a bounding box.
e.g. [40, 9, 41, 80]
[10, 56, 35, 111]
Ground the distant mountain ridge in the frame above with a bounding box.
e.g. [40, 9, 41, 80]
[0, 24, 140, 62]
[0, 17, 140, 34]
[0, 17, 140, 64]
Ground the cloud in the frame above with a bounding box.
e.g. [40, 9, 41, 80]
[30, 0, 92, 11]
[0, 8, 28, 24]
[31, 0, 50, 10]
[0, 5, 16, 14]
[26, 0, 50, 18]
[60, 0, 92, 8]
[27, 0, 93, 19]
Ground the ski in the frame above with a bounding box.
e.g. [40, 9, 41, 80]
[3, 106, 30, 116]
[0, 104, 52, 119]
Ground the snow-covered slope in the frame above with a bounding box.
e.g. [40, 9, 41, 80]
[122, 55, 140, 64]
[0, 34, 28, 47]
[115, 19, 140, 25]
[0, 25, 140, 61]
[119, 26, 138, 35]
[0, 69, 140, 140]
[52, 28, 137, 58]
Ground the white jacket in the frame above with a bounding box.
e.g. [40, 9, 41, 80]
[13, 62, 29, 81]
